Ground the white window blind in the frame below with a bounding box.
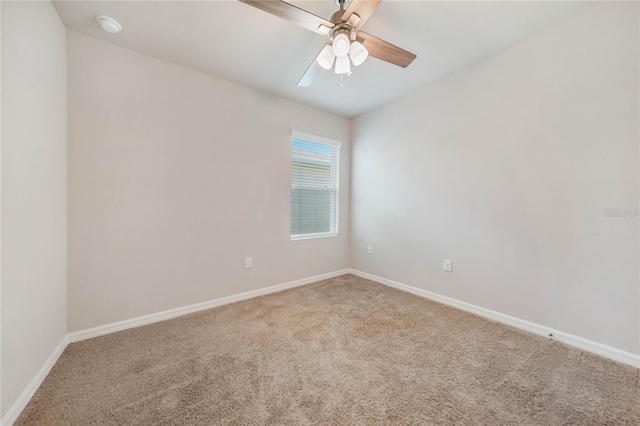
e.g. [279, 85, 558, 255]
[290, 131, 341, 240]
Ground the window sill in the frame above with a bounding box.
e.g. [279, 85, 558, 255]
[290, 233, 338, 241]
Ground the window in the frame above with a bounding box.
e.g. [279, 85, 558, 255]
[290, 131, 341, 239]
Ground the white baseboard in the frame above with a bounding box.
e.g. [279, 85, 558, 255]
[348, 269, 640, 369]
[5, 268, 636, 425]
[68, 269, 350, 344]
[1, 335, 69, 426]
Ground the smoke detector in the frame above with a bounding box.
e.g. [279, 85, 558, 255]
[96, 15, 121, 34]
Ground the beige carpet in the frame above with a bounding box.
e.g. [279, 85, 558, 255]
[17, 274, 640, 425]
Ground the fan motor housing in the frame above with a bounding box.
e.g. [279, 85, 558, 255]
[330, 10, 344, 24]
[329, 25, 356, 42]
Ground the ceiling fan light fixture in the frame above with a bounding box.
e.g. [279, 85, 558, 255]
[332, 32, 351, 57]
[238, 0, 417, 87]
[335, 55, 351, 75]
[349, 41, 368, 66]
[317, 44, 336, 70]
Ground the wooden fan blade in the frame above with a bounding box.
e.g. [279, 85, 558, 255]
[341, 0, 382, 30]
[358, 32, 416, 68]
[297, 46, 325, 87]
[238, 0, 334, 35]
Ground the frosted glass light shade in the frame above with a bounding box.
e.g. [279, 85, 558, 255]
[316, 44, 336, 70]
[332, 33, 351, 57]
[349, 41, 368, 66]
[335, 55, 351, 74]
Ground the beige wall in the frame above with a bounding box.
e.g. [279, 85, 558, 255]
[67, 31, 350, 332]
[350, 2, 640, 355]
[1, 0, 68, 417]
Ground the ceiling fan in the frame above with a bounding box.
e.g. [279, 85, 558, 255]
[238, 0, 417, 86]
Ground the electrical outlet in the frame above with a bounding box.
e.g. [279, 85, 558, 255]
[443, 259, 452, 272]
[367, 245, 373, 254]
[245, 257, 252, 269]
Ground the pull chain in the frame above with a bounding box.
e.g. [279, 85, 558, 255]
[340, 73, 344, 87]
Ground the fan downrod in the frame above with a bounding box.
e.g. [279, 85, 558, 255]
[331, 0, 348, 24]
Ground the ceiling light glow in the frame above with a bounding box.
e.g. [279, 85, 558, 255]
[332, 33, 351, 57]
[335, 55, 351, 74]
[317, 44, 336, 70]
[349, 41, 368, 66]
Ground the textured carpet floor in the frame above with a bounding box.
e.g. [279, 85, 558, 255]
[17, 274, 640, 425]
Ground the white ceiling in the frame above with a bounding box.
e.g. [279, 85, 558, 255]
[53, 0, 592, 117]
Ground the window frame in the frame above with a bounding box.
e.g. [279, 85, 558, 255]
[290, 130, 341, 241]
